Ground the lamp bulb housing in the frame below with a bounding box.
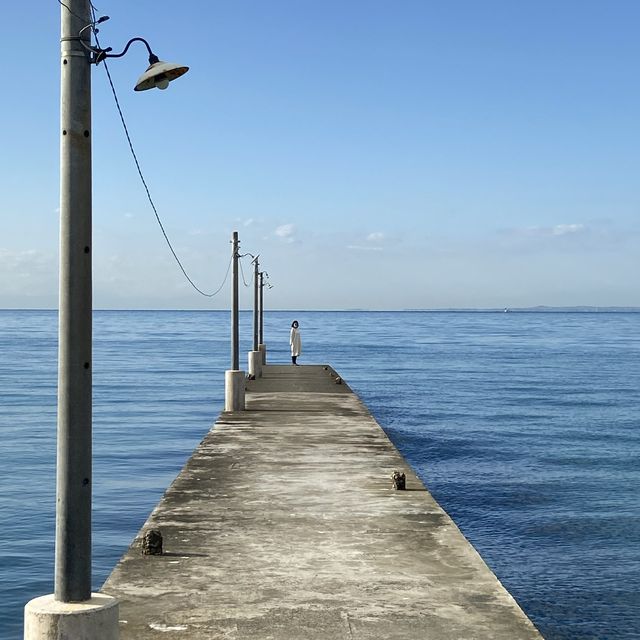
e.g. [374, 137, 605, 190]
[134, 60, 189, 92]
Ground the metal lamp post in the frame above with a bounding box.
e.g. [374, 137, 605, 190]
[252, 256, 260, 353]
[259, 271, 264, 347]
[24, 3, 189, 637]
[224, 232, 245, 411]
[57, 0, 188, 604]
[258, 271, 270, 365]
[56, 0, 94, 604]
[231, 232, 240, 371]
[247, 255, 263, 378]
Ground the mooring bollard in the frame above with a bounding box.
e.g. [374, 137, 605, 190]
[142, 529, 163, 555]
[391, 471, 406, 490]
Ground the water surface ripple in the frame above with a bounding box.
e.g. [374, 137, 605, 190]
[1, 310, 638, 640]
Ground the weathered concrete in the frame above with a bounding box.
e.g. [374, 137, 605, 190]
[103, 365, 543, 639]
[248, 351, 262, 378]
[24, 593, 119, 640]
[258, 343, 267, 365]
[224, 369, 245, 412]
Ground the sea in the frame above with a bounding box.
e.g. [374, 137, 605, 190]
[1, 309, 639, 639]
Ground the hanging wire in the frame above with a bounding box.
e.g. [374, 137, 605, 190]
[57, 0, 87, 22]
[86, 8, 226, 298]
[208, 254, 234, 296]
[238, 255, 251, 288]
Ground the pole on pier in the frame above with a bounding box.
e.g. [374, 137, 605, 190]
[259, 271, 264, 347]
[231, 232, 240, 371]
[225, 231, 245, 410]
[258, 271, 267, 365]
[25, 0, 119, 635]
[56, 0, 93, 604]
[248, 255, 262, 378]
[252, 257, 259, 352]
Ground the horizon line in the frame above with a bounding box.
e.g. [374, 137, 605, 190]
[2, 306, 640, 313]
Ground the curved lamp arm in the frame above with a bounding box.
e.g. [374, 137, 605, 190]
[101, 37, 157, 62]
[79, 33, 159, 65]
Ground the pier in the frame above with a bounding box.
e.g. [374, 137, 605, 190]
[102, 364, 542, 639]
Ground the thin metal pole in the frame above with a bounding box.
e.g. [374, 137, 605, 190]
[231, 231, 239, 370]
[56, 0, 92, 603]
[259, 272, 264, 346]
[252, 257, 259, 352]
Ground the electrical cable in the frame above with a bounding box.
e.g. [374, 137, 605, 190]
[208, 254, 234, 297]
[57, 0, 87, 22]
[238, 255, 251, 288]
[88, 11, 227, 298]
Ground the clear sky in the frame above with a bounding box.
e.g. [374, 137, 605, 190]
[1, 1, 639, 309]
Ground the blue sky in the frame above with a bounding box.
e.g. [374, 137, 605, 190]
[1, 1, 639, 309]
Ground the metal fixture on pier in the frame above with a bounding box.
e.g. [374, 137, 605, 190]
[79, 18, 189, 91]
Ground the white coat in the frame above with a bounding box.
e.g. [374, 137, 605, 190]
[290, 327, 301, 357]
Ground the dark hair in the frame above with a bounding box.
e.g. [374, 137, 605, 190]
[291, 320, 299, 328]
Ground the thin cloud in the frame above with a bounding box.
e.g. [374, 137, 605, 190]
[275, 223, 296, 243]
[0, 249, 57, 294]
[347, 244, 384, 251]
[551, 224, 585, 236]
[0, 248, 52, 270]
[505, 223, 588, 238]
[347, 231, 387, 251]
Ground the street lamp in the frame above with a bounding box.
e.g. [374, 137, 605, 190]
[24, 2, 189, 638]
[79, 24, 189, 91]
[258, 271, 272, 363]
[135, 56, 189, 92]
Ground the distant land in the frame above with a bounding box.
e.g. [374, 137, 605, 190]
[512, 306, 640, 313]
[399, 306, 640, 313]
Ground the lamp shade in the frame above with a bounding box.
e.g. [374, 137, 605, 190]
[134, 60, 189, 91]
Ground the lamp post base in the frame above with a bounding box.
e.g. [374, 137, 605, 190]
[24, 593, 119, 640]
[225, 369, 246, 411]
[248, 350, 262, 378]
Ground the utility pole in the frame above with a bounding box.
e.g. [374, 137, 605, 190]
[259, 271, 264, 347]
[252, 256, 259, 352]
[57, 0, 93, 603]
[26, 2, 119, 637]
[231, 232, 239, 371]
[225, 231, 245, 411]
[247, 255, 263, 379]
[26, 3, 192, 635]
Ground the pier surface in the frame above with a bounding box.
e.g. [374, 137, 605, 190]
[103, 365, 542, 639]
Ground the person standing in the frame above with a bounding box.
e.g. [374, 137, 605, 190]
[290, 320, 301, 365]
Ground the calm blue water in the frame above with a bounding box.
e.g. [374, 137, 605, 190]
[1, 310, 639, 639]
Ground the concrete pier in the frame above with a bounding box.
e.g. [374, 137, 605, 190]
[103, 365, 543, 639]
